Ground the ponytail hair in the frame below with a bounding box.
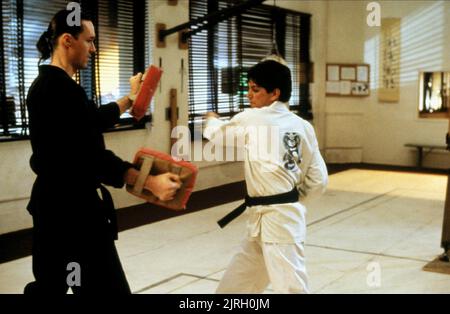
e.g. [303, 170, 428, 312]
[36, 9, 91, 65]
[36, 30, 52, 63]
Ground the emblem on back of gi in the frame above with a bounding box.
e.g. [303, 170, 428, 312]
[283, 132, 302, 171]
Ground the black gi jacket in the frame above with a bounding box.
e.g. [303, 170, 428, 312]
[26, 65, 133, 239]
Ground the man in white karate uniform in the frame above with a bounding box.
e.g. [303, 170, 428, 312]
[204, 60, 328, 294]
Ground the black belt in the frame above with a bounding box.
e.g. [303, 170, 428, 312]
[217, 188, 299, 228]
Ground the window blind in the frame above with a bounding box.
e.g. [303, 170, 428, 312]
[188, 0, 312, 130]
[0, 0, 150, 141]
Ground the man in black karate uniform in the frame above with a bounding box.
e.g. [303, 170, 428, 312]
[24, 9, 181, 294]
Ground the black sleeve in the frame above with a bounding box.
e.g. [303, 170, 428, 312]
[97, 150, 134, 188]
[95, 101, 122, 130]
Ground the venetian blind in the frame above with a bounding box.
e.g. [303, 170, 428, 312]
[0, 0, 150, 141]
[188, 0, 312, 130]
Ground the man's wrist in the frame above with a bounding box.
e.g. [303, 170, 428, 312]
[123, 96, 133, 111]
[144, 175, 155, 193]
[125, 95, 133, 109]
[128, 94, 136, 103]
[124, 167, 139, 185]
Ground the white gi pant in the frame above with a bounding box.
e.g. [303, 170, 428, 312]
[216, 239, 309, 294]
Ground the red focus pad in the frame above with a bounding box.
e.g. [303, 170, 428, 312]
[130, 65, 163, 121]
[126, 148, 198, 211]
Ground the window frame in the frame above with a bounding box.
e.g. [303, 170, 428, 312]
[418, 71, 449, 119]
[187, 0, 312, 138]
[0, 0, 151, 143]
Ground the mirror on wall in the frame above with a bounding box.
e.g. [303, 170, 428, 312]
[419, 72, 449, 118]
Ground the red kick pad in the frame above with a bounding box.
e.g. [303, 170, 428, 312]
[126, 148, 198, 211]
[130, 65, 163, 121]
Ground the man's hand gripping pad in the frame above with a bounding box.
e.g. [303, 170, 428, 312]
[130, 65, 163, 121]
[126, 148, 198, 210]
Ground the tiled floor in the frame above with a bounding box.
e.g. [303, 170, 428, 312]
[1, 169, 449, 294]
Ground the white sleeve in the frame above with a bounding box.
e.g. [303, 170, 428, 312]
[298, 148, 328, 201]
[203, 113, 247, 148]
[298, 124, 328, 201]
[203, 117, 227, 139]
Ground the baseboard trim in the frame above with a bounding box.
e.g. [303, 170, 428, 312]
[328, 162, 449, 175]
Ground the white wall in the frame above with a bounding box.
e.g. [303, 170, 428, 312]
[321, 0, 367, 163]
[247, 0, 450, 169]
[322, 0, 449, 167]
[361, 0, 450, 168]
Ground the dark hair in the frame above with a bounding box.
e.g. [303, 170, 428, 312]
[247, 60, 292, 102]
[36, 9, 91, 64]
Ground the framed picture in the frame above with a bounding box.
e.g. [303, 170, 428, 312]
[340, 66, 356, 81]
[357, 65, 369, 82]
[326, 63, 371, 97]
[351, 82, 369, 95]
[326, 81, 340, 94]
[327, 65, 340, 81]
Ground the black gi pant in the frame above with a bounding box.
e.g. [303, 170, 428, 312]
[24, 189, 131, 294]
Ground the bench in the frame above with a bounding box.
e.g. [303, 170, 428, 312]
[405, 143, 448, 169]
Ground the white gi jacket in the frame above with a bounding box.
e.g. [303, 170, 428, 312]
[204, 101, 328, 243]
